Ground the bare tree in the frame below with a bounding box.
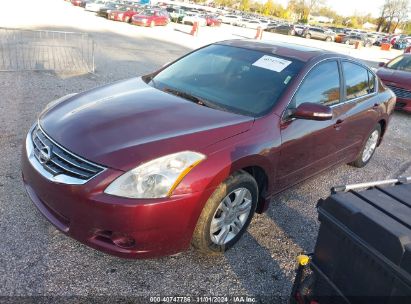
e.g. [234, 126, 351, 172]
[380, 0, 410, 33]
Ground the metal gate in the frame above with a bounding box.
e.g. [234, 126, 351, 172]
[0, 27, 95, 73]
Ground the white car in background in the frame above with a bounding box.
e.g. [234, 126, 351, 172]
[220, 14, 241, 25]
[258, 19, 269, 29]
[240, 19, 266, 29]
[236, 18, 251, 27]
[182, 13, 207, 27]
[85, 0, 107, 12]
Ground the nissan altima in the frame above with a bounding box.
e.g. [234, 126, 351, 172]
[22, 40, 396, 258]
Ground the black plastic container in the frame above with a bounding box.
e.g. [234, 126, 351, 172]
[313, 183, 411, 303]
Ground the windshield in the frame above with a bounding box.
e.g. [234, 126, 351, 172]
[386, 55, 411, 72]
[142, 9, 155, 16]
[149, 44, 304, 117]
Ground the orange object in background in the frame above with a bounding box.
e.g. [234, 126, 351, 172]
[405, 46, 411, 53]
[335, 34, 346, 43]
[190, 21, 199, 36]
[354, 41, 361, 49]
[381, 43, 391, 51]
[254, 27, 263, 40]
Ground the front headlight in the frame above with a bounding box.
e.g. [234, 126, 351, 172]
[104, 151, 205, 199]
[141, 18, 148, 23]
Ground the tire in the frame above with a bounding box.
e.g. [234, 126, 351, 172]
[290, 30, 295, 36]
[192, 171, 258, 254]
[124, 16, 130, 23]
[349, 124, 381, 168]
[345, 40, 350, 45]
[150, 20, 155, 28]
[305, 33, 311, 39]
[325, 36, 332, 42]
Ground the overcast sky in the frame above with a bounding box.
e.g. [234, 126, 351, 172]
[275, 0, 386, 17]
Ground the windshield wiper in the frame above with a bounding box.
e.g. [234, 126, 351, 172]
[163, 87, 221, 110]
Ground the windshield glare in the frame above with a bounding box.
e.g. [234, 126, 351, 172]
[386, 55, 411, 72]
[150, 44, 304, 117]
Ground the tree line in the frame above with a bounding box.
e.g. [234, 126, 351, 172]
[196, 0, 410, 33]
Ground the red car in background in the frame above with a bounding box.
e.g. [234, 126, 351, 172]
[132, 9, 170, 27]
[377, 54, 411, 113]
[108, 6, 142, 23]
[71, 0, 87, 7]
[204, 15, 221, 27]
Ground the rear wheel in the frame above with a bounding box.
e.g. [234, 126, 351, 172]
[325, 36, 332, 42]
[345, 40, 350, 45]
[192, 171, 258, 254]
[305, 33, 311, 39]
[349, 124, 381, 168]
[150, 20, 155, 28]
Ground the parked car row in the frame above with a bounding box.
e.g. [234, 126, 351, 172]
[263, 21, 411, 48]
[72, 0, 224, 27]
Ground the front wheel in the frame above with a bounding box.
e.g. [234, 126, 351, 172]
[349, 124, 381, 168]
[305, 33, 311, 39]
[192, 171, 258, 254]
[325, 36, 332, 42]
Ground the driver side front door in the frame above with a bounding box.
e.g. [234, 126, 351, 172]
[276, 60, 345, 191]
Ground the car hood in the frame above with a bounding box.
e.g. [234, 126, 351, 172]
[377, 68, 411, 90]
[39, 77, 254, 171]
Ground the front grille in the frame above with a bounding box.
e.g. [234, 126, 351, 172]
[386, 85, 411, 100]
[31, 125, 104, 181]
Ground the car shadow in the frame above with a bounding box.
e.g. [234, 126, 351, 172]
[223, 231, 292, 303]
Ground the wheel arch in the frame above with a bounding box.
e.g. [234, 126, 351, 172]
[377, 118, 387, 146]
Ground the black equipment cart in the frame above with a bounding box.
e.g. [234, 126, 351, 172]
[290, 176, 411, 304]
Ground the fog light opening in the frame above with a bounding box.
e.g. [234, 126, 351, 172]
[111, 233, 136, 249]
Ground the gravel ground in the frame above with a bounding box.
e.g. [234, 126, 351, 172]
[0, 1, 410, 303]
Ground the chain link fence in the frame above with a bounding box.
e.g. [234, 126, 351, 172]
[0, 27, 95, 73]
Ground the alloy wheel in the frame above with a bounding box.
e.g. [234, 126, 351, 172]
[362, 130, 379, 162]
[210, 188, 252, 245]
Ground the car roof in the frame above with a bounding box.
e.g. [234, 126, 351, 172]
[216, 40, 343, 62]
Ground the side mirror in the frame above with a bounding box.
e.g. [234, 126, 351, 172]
[292, 102, 333, 121]
[378, 62, 385, 67]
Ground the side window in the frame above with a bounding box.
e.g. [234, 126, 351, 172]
[342, 62, 370, 99]
[292, 61, 340, 108]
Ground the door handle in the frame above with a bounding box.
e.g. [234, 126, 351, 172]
[334, 119, 344, 130]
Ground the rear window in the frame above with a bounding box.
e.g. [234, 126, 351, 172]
[150, 44, 304, 117]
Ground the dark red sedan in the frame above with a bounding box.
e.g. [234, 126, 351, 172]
[108, 6, 141, 23]
[22, 41, 396, 259]
[204, 15, 221, 27]
[71, 0, 87, 7]
[131, 9, 170, 27]
[377, 54, 411, 113]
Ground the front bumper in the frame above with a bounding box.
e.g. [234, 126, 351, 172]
[132, 20, 149, 26]
[21, 130, 213, 259]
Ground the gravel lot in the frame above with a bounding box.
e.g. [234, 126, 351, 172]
[0, 1, 410, 303]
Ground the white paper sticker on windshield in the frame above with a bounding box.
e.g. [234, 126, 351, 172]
[252, 55, 292, 72]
